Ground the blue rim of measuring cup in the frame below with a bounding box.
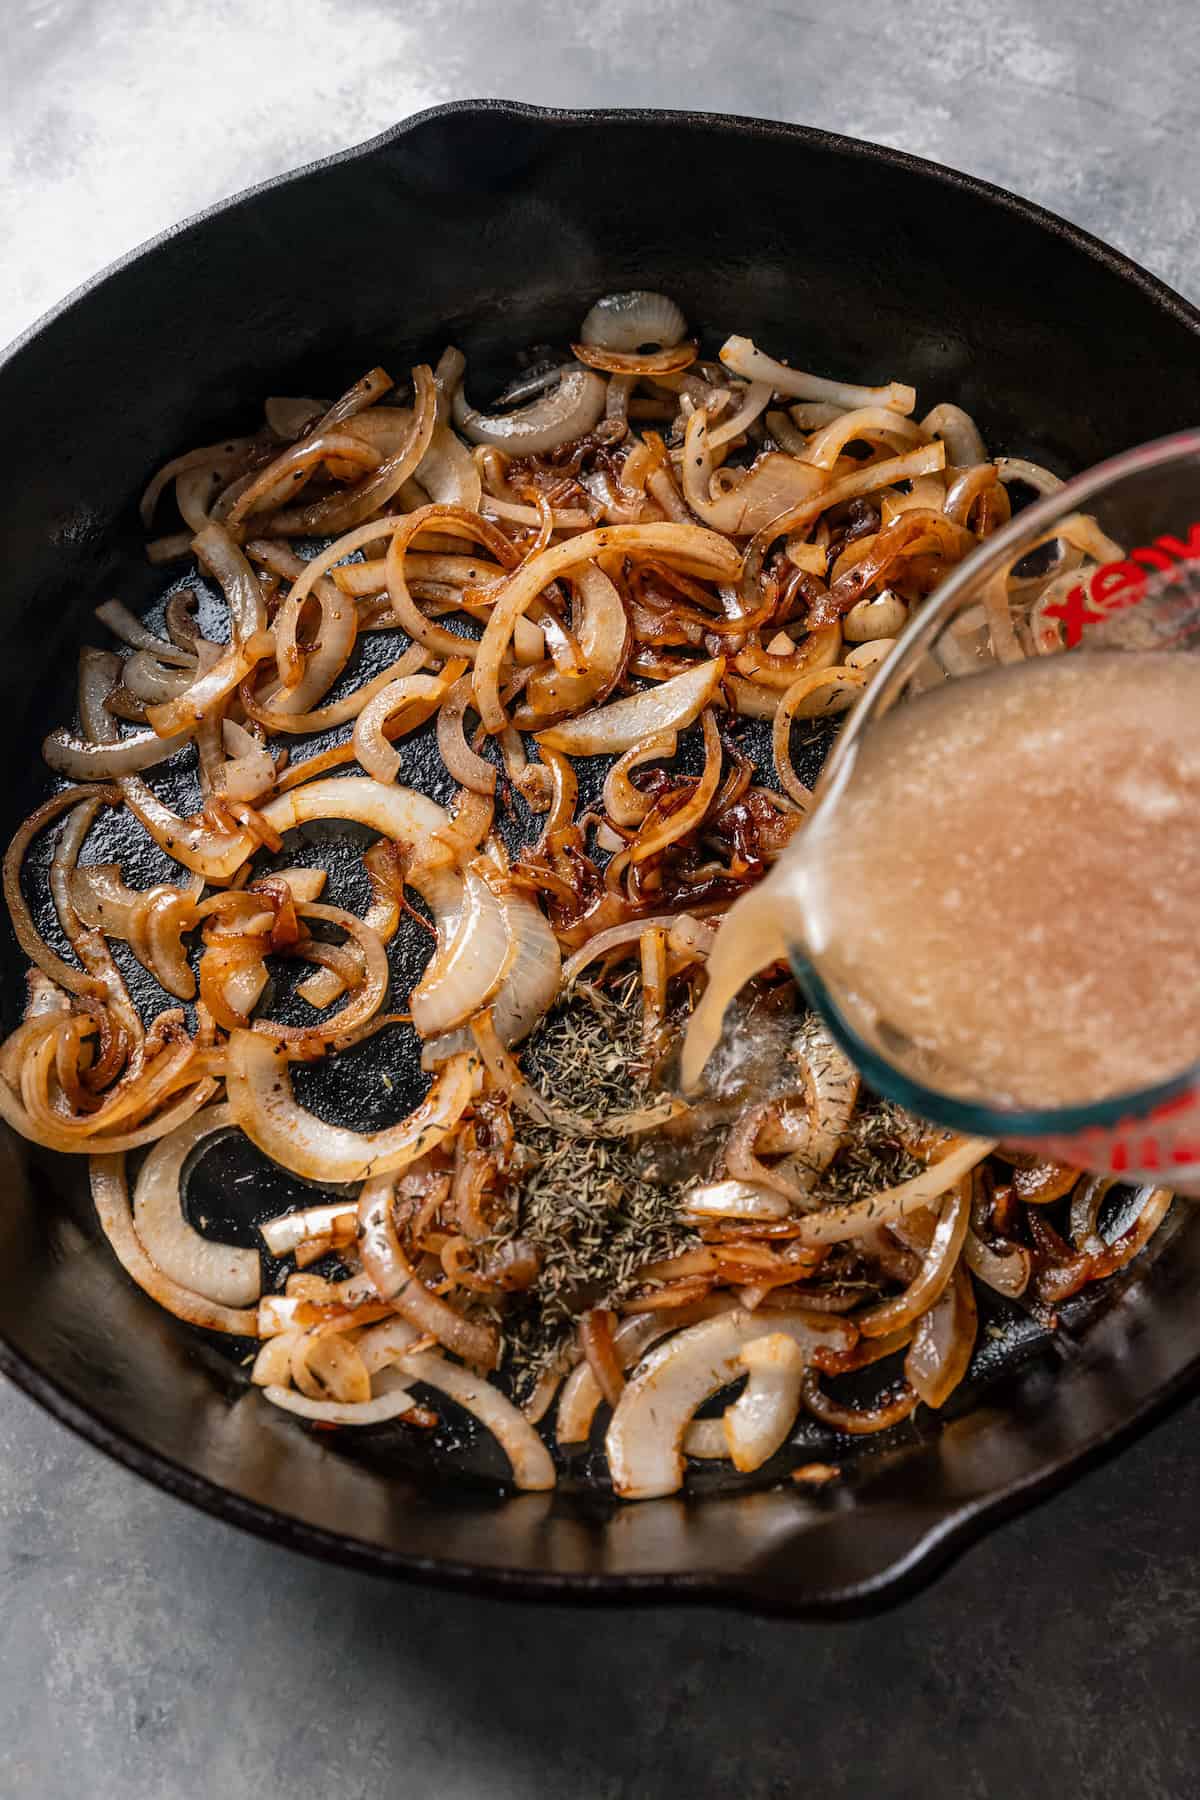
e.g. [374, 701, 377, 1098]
[793, 426, 1200, 1142]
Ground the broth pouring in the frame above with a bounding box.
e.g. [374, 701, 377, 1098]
[683, 651, 1200, 1110]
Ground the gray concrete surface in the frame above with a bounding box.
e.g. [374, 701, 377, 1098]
[2, 2, 1199, 1795]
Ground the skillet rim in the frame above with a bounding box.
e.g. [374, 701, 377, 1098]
[2, 96, 1199, 1616]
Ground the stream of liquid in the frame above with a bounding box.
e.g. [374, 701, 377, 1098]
[683, 650, 1200, 1111]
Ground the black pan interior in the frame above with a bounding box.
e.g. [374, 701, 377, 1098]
[2, 102, 1200, 1612]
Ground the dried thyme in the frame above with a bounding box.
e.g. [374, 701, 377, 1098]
[808, 1099, 924, 1204]
[485, 987, 697, 1388]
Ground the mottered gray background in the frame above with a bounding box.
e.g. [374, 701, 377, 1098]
[3, 2, 1200, 1795]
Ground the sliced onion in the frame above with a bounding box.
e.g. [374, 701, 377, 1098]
[411, 861, 512, 1039]
[145, 635, 270, 740]
[720, 336, 916, 414]
[560, 911, 700, 986]
[394, 1348, 555, 1490]
[602, 731, 677, 827]
[262, 1381, 417, 1426]
[921, 403, 988, 466]
[684, 1180, 792, 1221]
[415, 417, 484, 509]
[226, 1029, 478, 1183]
[773, 665, 869, 802]
[572, 342, 697, 376]
[474, 524, 738, 734]
[263, 573, 359, 722]
[605, 1307, 856, 1498]
[964, 1227, 1031, 1297]
[268, 365, 438, 535]
[260, 1201, 357, 1257]
[633, 709, 722, 863]
[537, 656, 724, 756]
[140, 437, 260, 529]
[217, 719, 276, 803]
[437, 674, 497, 795]
[905, 1262, 978, 1407]
[253, 900, 390, 1047]
[707, 381, 773, 451]
[793, 1138, 995, 1247]
[358, 1176, 499, 1368]
[242, 643, 429, 739]
[193, 522, 268, 645]
[517, 562, 630, 723]
[720, 1332, 808, 1471]
[352, 672, 458, 784]
[857, 1179, 971, 1337]
[800, 405, 928, 471]
[3, 784, 121, 999]
[422, 887, 561, 1066]
[95, 600, 196, 667]
[132, 1103, 260, 1305]
[260, 774, 455, 857]
[385, 503, 519, 662]
[453, 365, 606, 455]
[90, 1153, 258, 1334]
[580, 291, 688, 352]
[682, 408, 827, 536]
[224, 430, 381, 525]
[43, 720, 192, 778]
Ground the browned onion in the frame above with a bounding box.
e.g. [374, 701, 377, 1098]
[358, 1175, 499, 1369]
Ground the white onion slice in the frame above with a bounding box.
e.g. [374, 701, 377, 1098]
[921, 403, 988, 466]
[684, 1180, 792, 1221]
[260, 775, 455, 854]
[720, 336, 917, 415]
[473, 523, 737, 733]
[519, 562, 629, 722]
[358, 1176, 499, 1368]
[722, 1333, 807, 1471]
[706, 380, 773, 450]
[371, 1338, 555, 1490]
[43, 722, 193, 778]
[792, 1137, 996, 1246]
[352, 673, 450, 784]
[536, 657, 725, 756]
[260, 1201, 357, 1258]
[89, 1154, 258, 1335]
[453, 365, 606, 455]
[132, 1102, 260, 1306]
[422, 886, 560, 1066]
[415, 422, 483, 509]
[226, 1030, 479, 1184]
[682, 409, 826, 536]
[580, 291, 687, 352]
[262, 1382, 417, 1426]
[605, 1308, 856, 1498]
[95, 599, 197, 667]
[410, 861, 512, 1039]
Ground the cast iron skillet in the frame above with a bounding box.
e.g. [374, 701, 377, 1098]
[2, 100, 1200, 1617]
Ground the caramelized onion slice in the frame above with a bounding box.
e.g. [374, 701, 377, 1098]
[90, 1153, 258, 1335]
[358, 1176, 499, 1368]
[474, 523, 737, 733]
[537, 657, 725, 756]
[226, 1031, 479, 1183]
[605, 1308, 856, 1498]
[133, 1103, 260, 1305]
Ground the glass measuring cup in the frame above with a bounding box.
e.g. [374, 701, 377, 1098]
[791, 429, 1200, 1190]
